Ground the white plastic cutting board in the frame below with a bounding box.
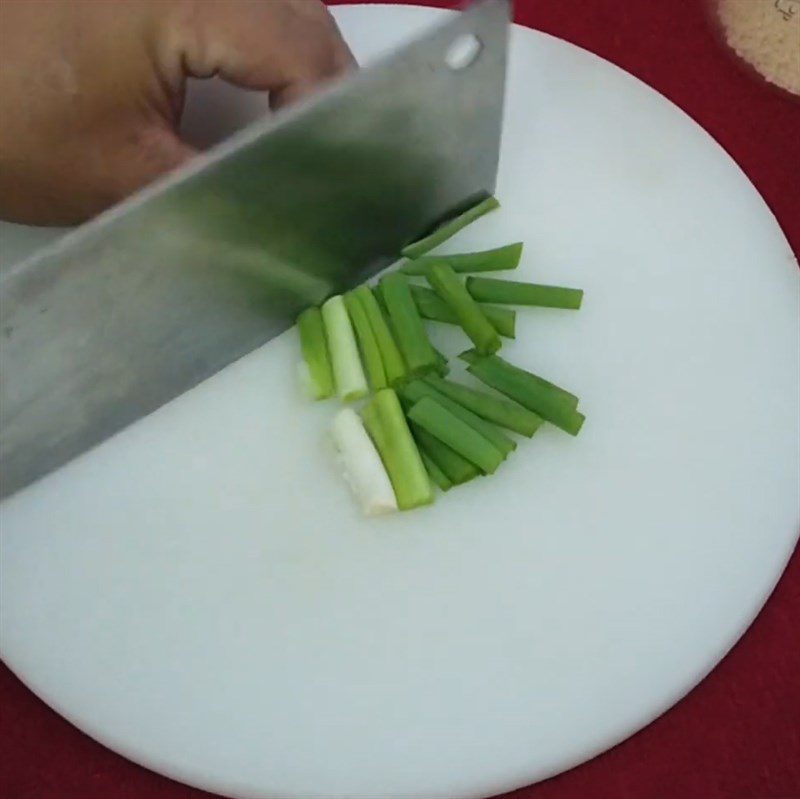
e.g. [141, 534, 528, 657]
[1, 6, 798, 799]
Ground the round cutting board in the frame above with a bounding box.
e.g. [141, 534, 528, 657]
[1, 6, 798, 799]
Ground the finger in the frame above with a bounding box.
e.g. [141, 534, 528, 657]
[165, 0, 356, 105]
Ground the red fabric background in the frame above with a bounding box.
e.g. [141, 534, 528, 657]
[1, 1, 798, 798]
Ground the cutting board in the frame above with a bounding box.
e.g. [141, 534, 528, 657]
[1, 6, 798, 799]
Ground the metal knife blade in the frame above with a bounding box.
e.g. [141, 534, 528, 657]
[0, 0, 510, 499]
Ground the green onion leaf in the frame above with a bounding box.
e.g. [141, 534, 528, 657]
[379, 272, 438, 376]
[426, 262, 501, 355]
[400, 380, 516, 457]
[419, 449, 453, 492]
[411, 424, 479, 486]
[423, 374, 543, 437]
[462, 353, 585, 436]
[296, 307, 334, 400]
[410, 284, 516, 339]
[344, 291, 387, 391]
[459, 351, 579, 408]
[362, 389, 434, 510]
[401, 242, 523, 275]
[408, 397, 505, 474]
[321, 295, 368, 402]
[352, 285, 407, 386]
[466, 276, 583, 309]
[401, 196, 500, 258]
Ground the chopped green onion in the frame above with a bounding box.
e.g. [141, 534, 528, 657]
[410, 284, 516, 338]
[408, 397, 505, 474]
[466, 276, 583, 309]
[400, 380, 516, 457]
[420, 449, 453, 492]
[401, 242, 523, 275]
[401, 196, 500, 258]
[379, 272, 438, 376]
[344, 291, 387, 391]
[426, 262, 501, 355]
[296, 307, 334, 400]
[362, 389, 433, 510]
[432, 346, 450, 377]
[463, 354, 585, 436]
[331, 408, 397, 515]
[459, 351, 579, 408]
[321, 295, 368, 402]
[411, 424, 479, 485]
[423, 374, 543, 437]
[373, 285, 389, 317]
[353, 286, 407, 386]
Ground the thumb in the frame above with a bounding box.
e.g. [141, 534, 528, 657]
[165, 0, 356, 111]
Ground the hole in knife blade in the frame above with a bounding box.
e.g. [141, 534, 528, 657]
[445, 34, 482, 70]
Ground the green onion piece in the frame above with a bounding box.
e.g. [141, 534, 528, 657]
[423, 374, 543, 437]
[354, 286, 407, 386]
[411, 424, 479, 485]
[321, 295, 368, 402]
[373, 285, 389, 317]
[410, 284, 516, 339]
[400, 380, 515, 457]
[466, 276, 583, 309]
[296, 307, 334, 400]
[432, 346, 450, 377]
[459, 351, 579, 408]
[362, 389, 433, 510]
[401, 196, 501, 258]
[463, 354, 585, 436]
[426, 262, 501, 355]
[420, 449, 453, 492]
[401, 242, 523, 275]
[379, 272, 438, 376]
[343, 291, 387, 391]
[331, 408, 397, 515]
[408, 397, 505, 474]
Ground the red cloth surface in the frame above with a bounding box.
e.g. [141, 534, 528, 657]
[1, 1, 798, 798]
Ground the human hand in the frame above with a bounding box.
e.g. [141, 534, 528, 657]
[0, 0, 355, 225]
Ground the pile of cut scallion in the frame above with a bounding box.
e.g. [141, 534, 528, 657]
[296, 196, 585, 516]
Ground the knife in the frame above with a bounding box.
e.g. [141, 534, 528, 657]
[0, 0, 510, 499]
